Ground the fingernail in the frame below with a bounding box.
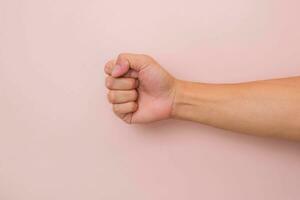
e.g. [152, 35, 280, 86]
[112, 64, 121, 76]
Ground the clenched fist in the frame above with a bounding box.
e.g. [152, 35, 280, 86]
[103, 53, 300, 141]
[104, 53, 177, 124]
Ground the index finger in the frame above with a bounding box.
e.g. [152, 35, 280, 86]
[112, 53, 153, 78]
[104, 59, 116, 75]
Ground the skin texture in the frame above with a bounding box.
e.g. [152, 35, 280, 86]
[104, 53, 300, 141]
[105, 53, 176, 123]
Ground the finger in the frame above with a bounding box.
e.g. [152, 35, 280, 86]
[114, 112, 133, 124]
[105, 76, 138, 90]
[113, 102, 138, 114]
[111, 62, 129, 78]
[123, 69, 139, 78]
[112, 53, 154, 77]
[107, 90, 138, 104]
[104, 59, 116, 75]
[105, 59, 138, 78]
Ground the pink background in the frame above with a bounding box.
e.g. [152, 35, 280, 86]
[1, 0, 300, 199]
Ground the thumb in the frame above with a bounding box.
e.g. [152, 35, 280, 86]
[111, 53, 151, 78]
[111, 62, 129, 78]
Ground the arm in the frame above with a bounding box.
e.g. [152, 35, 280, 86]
[172, 77, 300, 141]
[104, 53, 300, 141]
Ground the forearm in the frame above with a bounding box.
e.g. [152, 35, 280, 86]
[172, 77, 300, 140]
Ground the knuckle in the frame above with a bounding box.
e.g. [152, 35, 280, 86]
[108, 91, 115, 103]
[104, 62, 109, 70]
[105, 76, 112, 88]
[106, 93, 111, 103]
[104, 60, 112, 71]
[113, 104, 119, 113]
[104, 61, 110, 68]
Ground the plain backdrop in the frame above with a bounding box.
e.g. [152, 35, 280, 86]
[1, 0, 300, 199]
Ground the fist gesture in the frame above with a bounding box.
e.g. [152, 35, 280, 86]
[104, 53, 177, 123]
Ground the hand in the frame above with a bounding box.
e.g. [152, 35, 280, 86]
[104, 53, 177, 124]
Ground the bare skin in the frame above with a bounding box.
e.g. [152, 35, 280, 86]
[104, 53, 300, 141]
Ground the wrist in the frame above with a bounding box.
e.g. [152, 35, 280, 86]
[170, 79, 215, 122]
[170, 79, 190, 119]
